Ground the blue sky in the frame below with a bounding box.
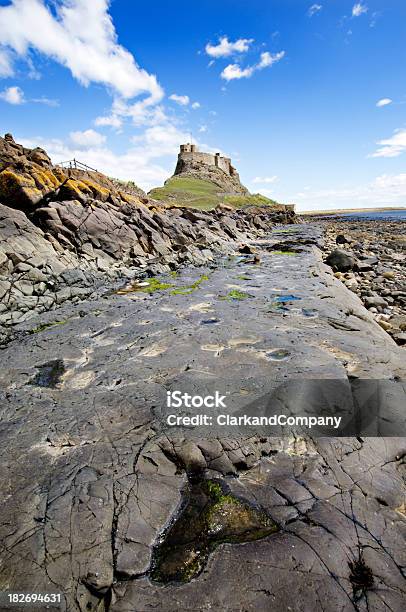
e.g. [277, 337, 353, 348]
[0, 0, 406, 210]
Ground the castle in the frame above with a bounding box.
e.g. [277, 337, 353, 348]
[175, 144, 240, 180]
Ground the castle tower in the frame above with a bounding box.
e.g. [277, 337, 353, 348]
[179, 143, 197, 153]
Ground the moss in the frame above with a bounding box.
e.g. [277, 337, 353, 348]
[204, 480, 224, 501]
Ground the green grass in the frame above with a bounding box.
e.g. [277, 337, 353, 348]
[224, 193, 279, 209]
[149, 176, 280, 210]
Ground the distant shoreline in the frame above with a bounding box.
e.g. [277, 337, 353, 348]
[299, 206, 406, 215]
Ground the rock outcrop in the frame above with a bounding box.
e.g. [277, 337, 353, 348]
[0, 134, 295, 341]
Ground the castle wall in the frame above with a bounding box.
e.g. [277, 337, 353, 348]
[215, 156, 231, 174]
[178, 151, 217, 167]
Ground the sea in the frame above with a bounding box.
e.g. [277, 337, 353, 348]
[336, 209, 406, 221]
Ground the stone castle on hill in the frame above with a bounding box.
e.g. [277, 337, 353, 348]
[176, 144, 240, 180]
[174, 143, 249, 195]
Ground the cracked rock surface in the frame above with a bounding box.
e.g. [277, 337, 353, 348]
[0, 225, 405, 611]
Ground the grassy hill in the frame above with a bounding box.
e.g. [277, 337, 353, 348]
[148, 176, 280, 210]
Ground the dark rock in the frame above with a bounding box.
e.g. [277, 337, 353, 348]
[325, 249, 355, 272]
[335, 233, 352, 244]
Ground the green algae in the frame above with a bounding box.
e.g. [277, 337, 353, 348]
[115, 277, 173, 295]
[29, 320, 69, 334]
[115, 273, 210, 297]
[150, 478, 278, 584]
[141, 278, 173, 293]
[272, 228, 300, 233]
[220, 289, 253, 301]
[171, 273, 209, 295]
[270, 250, 298, 256]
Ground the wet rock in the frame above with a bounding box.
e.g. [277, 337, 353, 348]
[364, 295, 388, 309]
[325, 249, 355, 272]
[150, 478, 278, 583]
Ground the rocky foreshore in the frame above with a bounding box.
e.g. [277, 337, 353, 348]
[0, 134, 294, 345]
[1, 222, 405, 611]
[309, 216, 406, 346]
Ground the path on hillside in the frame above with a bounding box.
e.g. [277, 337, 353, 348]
[0, 224, 405, 612]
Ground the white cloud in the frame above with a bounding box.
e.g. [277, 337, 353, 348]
[0, 0, 163, 104]
[205, 36, 254, 58]
[221, 64, 254, 80]
[95, 98, 169, 130]
[258, 51, 285, 68]
[169, 93, 190, 106]
[293, 173, 406, 211]
[252, 176, 278, 184]
[131, 124, 190, 157]
[199, 125, 207, 133]
[191, 101, 200, 109]
[0, 85, 25, 104]
[370, 129, 406, 158]
[94, 114, 123, 129]
[376, 98, 392, 107]
[0, 49, 13, 77]
[308, 4, 322, 17]
[369, 11, 379, 28]
[32, 96, 59, 107]
[18, 128, 188, 192]
[352, 3, 368, 17]
[70, 129, 106, 149]
[221, 50, 285, 81]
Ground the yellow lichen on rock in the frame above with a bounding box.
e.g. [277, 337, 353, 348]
[119, 191, 145, 207]
[31, 168, 60, 191]
[81, 179, 110, 201]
